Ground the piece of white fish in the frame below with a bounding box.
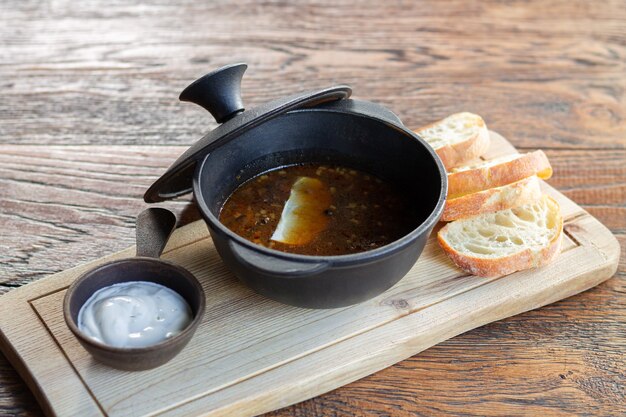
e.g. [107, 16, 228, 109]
[271, 176, 332, 245]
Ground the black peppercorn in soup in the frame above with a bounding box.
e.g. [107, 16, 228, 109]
[219, 164, 418, 256]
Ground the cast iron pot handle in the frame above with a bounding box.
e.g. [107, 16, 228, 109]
[135, 208, 177, 258]
[228, 240, 330, 277]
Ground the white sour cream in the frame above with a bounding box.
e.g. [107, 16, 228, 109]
[78, 281, 192, 348]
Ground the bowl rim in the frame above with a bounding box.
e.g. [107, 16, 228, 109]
[192, 108, 448, 267]
[63, 257, 206, 354]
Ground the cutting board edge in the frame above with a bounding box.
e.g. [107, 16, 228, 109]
[0, 327, 60, 417]
[0, 294, 105, 417]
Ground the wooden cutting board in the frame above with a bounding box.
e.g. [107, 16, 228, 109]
[0, 132, 620, 417]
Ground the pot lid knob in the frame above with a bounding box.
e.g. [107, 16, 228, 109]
[179, 63, 247, 123]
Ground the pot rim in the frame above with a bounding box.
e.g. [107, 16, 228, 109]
[193, 108, 447, 268]
[63, 257, 206, 354]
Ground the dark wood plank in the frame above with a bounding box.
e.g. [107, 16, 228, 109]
[538, 148, 626, 232]
[0, 0, 625, 148]
[0, 145, 200, 286]
[0, 360, 40, 417]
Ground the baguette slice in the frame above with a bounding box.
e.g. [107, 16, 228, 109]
[438, 195, 563, 278]
[415, 112, 490, 170]
[447, 150, 553, 199]
[442, 175, 543, 221]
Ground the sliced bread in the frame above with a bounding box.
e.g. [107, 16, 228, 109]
[437, 195, 563, 278]
[415, 112, 490, 170]
[442, 175, 543, 222]
[447, 150, 553, 199]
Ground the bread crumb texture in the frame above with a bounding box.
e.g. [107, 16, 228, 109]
[441, 196, 561, 259]
[418, 112, 485, 149]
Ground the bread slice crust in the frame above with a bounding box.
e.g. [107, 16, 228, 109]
[442, 175, 543, 221]
[414, 112, 490, 170]
[437, 196, 563, 278]
[447, 150, 552, 199]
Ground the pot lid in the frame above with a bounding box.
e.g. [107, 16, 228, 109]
[144, 63, 352, 203]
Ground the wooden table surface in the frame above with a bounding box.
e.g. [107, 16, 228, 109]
[1, 1, 624, 416]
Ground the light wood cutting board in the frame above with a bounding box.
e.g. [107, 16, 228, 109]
[0, 132, 620, 417]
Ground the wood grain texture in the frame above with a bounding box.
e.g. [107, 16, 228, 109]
[0, 145, 197, 287]
[1, 0, 625, 415]
[1, 0, 625, 148]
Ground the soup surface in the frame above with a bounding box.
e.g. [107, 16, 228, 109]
[219, 164, 418, 256]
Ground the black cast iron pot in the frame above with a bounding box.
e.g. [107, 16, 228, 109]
[145, 63, 447, 309]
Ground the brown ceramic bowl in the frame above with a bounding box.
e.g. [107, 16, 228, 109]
[63, 257, 206, 371]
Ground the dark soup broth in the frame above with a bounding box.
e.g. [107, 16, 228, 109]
[219, 164, 419, 256]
